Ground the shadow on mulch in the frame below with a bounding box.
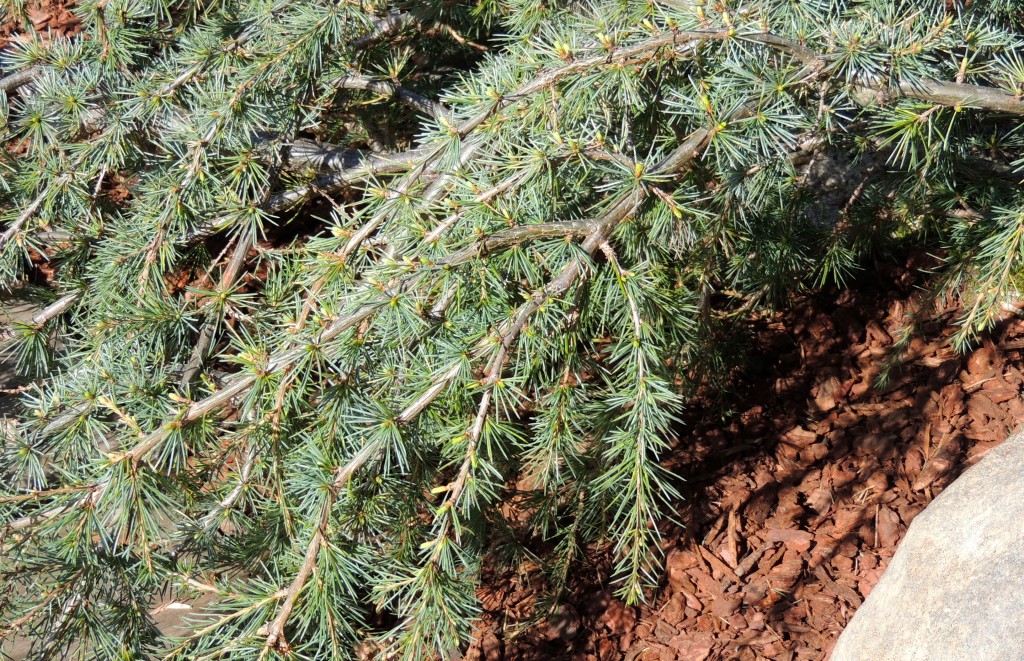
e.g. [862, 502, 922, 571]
[467, 250, 1024, 661]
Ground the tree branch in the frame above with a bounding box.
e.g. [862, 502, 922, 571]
[738, 31, 1024, 115]
[0, 189, 48, 252]
[259, 439, 383, 654]
[396, 125, 715, 427]
[181, 146, 425, 243]
[350, 10, 420, 50]
[14, 23, 993, 552]
[198, 444, 257, 531]
[330, 74, 451, 121]
[0, 66, 41, 93]
[437, 219, 602, 266]
[0, 292, 79, 344]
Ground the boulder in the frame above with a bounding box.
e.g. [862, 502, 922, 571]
[830, 432, 1024, 661]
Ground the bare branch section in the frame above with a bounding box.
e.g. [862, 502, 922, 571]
[739, 32, 1024, 115]
[0, 190, 48, 252]
[437, 219, 603, 265]
[350, 10, 420, 50]
[331, 74, 452, 121]
[0, 292, 78, 343]
[0, 66, 40, 92]
[182, 146, 424, 243]
[892, 78, 1024, 114]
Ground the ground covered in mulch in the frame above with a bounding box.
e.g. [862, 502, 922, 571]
[464, 251, 1024, 661]
[1, 0, 80, 49]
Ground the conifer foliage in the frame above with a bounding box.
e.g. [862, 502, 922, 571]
[1, 0, 1022, 657]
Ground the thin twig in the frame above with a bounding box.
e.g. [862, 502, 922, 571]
[0, 189, 49, 252]
[179, 229, 253, 388]
[423, 168, 531, 245]
[198, 444, 257, 530]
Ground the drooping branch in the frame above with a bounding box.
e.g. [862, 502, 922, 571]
[4, 33, 746, 468]
[397, 125, 714, 435]
[19, 25, 1019, 279]
[259, 438, 384, 655]
[0, 4, 424, 99]
[10, 17, 1020, 567]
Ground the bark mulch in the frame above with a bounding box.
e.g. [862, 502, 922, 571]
[465, 252, 1024, 661]
[1, 0, 80, 49]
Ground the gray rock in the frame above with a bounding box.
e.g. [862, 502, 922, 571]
[801, 147, 886, 230]
[830, 432, 1024, 661]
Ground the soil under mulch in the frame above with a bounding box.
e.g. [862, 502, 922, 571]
[463, 251, 1024, 661]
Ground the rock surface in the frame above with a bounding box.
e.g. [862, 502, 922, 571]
[830, 431, 1024, 661]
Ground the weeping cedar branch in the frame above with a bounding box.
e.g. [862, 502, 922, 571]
[4, 26, 1023, 333]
